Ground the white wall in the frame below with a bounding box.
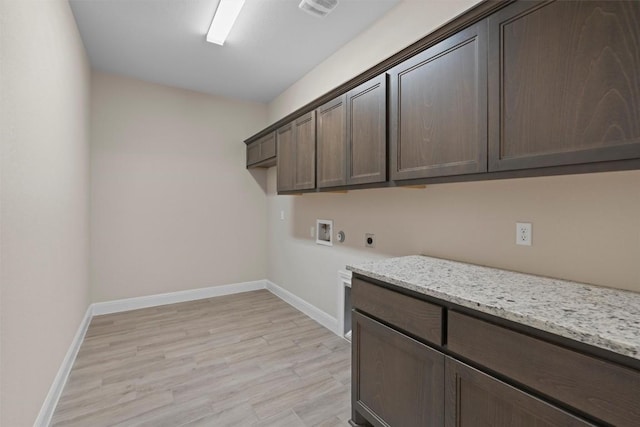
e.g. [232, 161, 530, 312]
[90, 72, 268, 302]
[0, 0, 91, 425]
[266, 0, 640, 318]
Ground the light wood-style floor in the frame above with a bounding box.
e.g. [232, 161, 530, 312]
[51, 290, 352, 427]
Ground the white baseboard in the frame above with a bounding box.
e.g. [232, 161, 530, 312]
[36, 278, 339, 425]
[91, 280, 266, 316]
[34, 305, 93, 427]
[266, 280, 339, 335]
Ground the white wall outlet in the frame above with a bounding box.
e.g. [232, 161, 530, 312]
[280, 210, 285, 221]
[516, 222, 532, 246]
[310, 226, 315, 238]
[365, 233, 375, 248]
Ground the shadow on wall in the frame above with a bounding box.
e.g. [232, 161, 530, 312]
[249, 168, 268, 193]
[278, 170, 640, 293]
[289, 186, 422, 255]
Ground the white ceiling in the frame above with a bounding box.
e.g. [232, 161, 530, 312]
[69, 0, 400, 102]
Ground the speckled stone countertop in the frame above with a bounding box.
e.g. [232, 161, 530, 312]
[347, 255, 640, 361]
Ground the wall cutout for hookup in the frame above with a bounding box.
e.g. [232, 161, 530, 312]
[316, 219, 333, 246]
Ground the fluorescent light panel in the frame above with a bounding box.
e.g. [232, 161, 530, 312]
[207, 0, 245, 45]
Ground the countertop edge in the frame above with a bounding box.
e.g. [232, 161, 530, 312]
[347, 264, 639, 361]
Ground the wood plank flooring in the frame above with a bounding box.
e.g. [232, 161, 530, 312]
[51, 290, 352, 426]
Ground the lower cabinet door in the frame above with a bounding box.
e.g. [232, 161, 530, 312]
[444, 358, 594, 427]
[352, 311, 445, 427]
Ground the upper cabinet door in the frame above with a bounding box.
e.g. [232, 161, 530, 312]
[276, 122, 295, 192]
[247, 141, 261, 166]
[389, 21, 488, 181]
[293, 111, 316, 191]
[260, 131, 276, 161]
[317, 95, 348, 188]
[488, 0, 640, 172]
[347, 73, 388, 185]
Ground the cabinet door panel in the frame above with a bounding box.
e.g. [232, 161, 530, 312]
[390, 21, 487, 180]
[445, 358, 593, 427]
[347, 74, 387, 185]
[260, 132, 276, 161]
[247, 141, 261, 166]
[448, 311, 640, 427]
[488, 0, 640, 171]
[293, 111, 316, 190]
[352, 311, 444, 427]
[317, 95, 347, 188]
[276, 123, 295, 192]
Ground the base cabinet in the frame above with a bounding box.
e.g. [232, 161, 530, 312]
[350, 277, 633, 427]
[352, 311, 444, 427]
[444, 358, 593, 427]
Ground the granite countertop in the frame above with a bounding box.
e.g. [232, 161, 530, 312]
[347, 255, 640, 361]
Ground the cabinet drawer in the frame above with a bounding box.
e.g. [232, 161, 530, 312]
[448, 311, 640, 426]
[352, 277, 443, 345]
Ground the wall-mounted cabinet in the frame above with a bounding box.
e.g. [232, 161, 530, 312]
[488, 0, 640, 172]
[277, 111, 316, 192]
[245, 0, 640, 194]
[346, 74, 387, 185]
[246, 131, 276, 168]
[389, 21, 487, 181]
[316, 74, 387, 189]
[317, 94, 348, 188]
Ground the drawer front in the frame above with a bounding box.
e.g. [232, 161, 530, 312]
[448, 311, 640, 427]
[259, 132, 276, 160]
[352, 277, 443, 345]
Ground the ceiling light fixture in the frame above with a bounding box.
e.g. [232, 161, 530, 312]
[206, 0, 245, 46]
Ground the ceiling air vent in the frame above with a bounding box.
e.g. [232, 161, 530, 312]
[298, 0, 338, 18]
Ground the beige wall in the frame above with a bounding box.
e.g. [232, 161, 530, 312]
[0, 0, 91, 425]
[90, 72, 268, 302]
[266, 0, 640, 318]
[268, 0, 482, 123]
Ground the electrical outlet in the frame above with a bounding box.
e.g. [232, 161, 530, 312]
[280, 210, 285, 221]
[365, 233, 375, 248]
[310, 226, 315, 238]
[516, 222, 532, 246]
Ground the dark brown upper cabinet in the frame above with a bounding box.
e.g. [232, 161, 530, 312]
[316, 74, 387, 189]
[246, 131, 276, 168]
[317, 94, 348, 188]
[346, 73, 387, 185]
[488, 0, 640, 172]
[277, 111, 316, 192]
[276, 122, 295, 192]
[389, 21, 488, 181]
